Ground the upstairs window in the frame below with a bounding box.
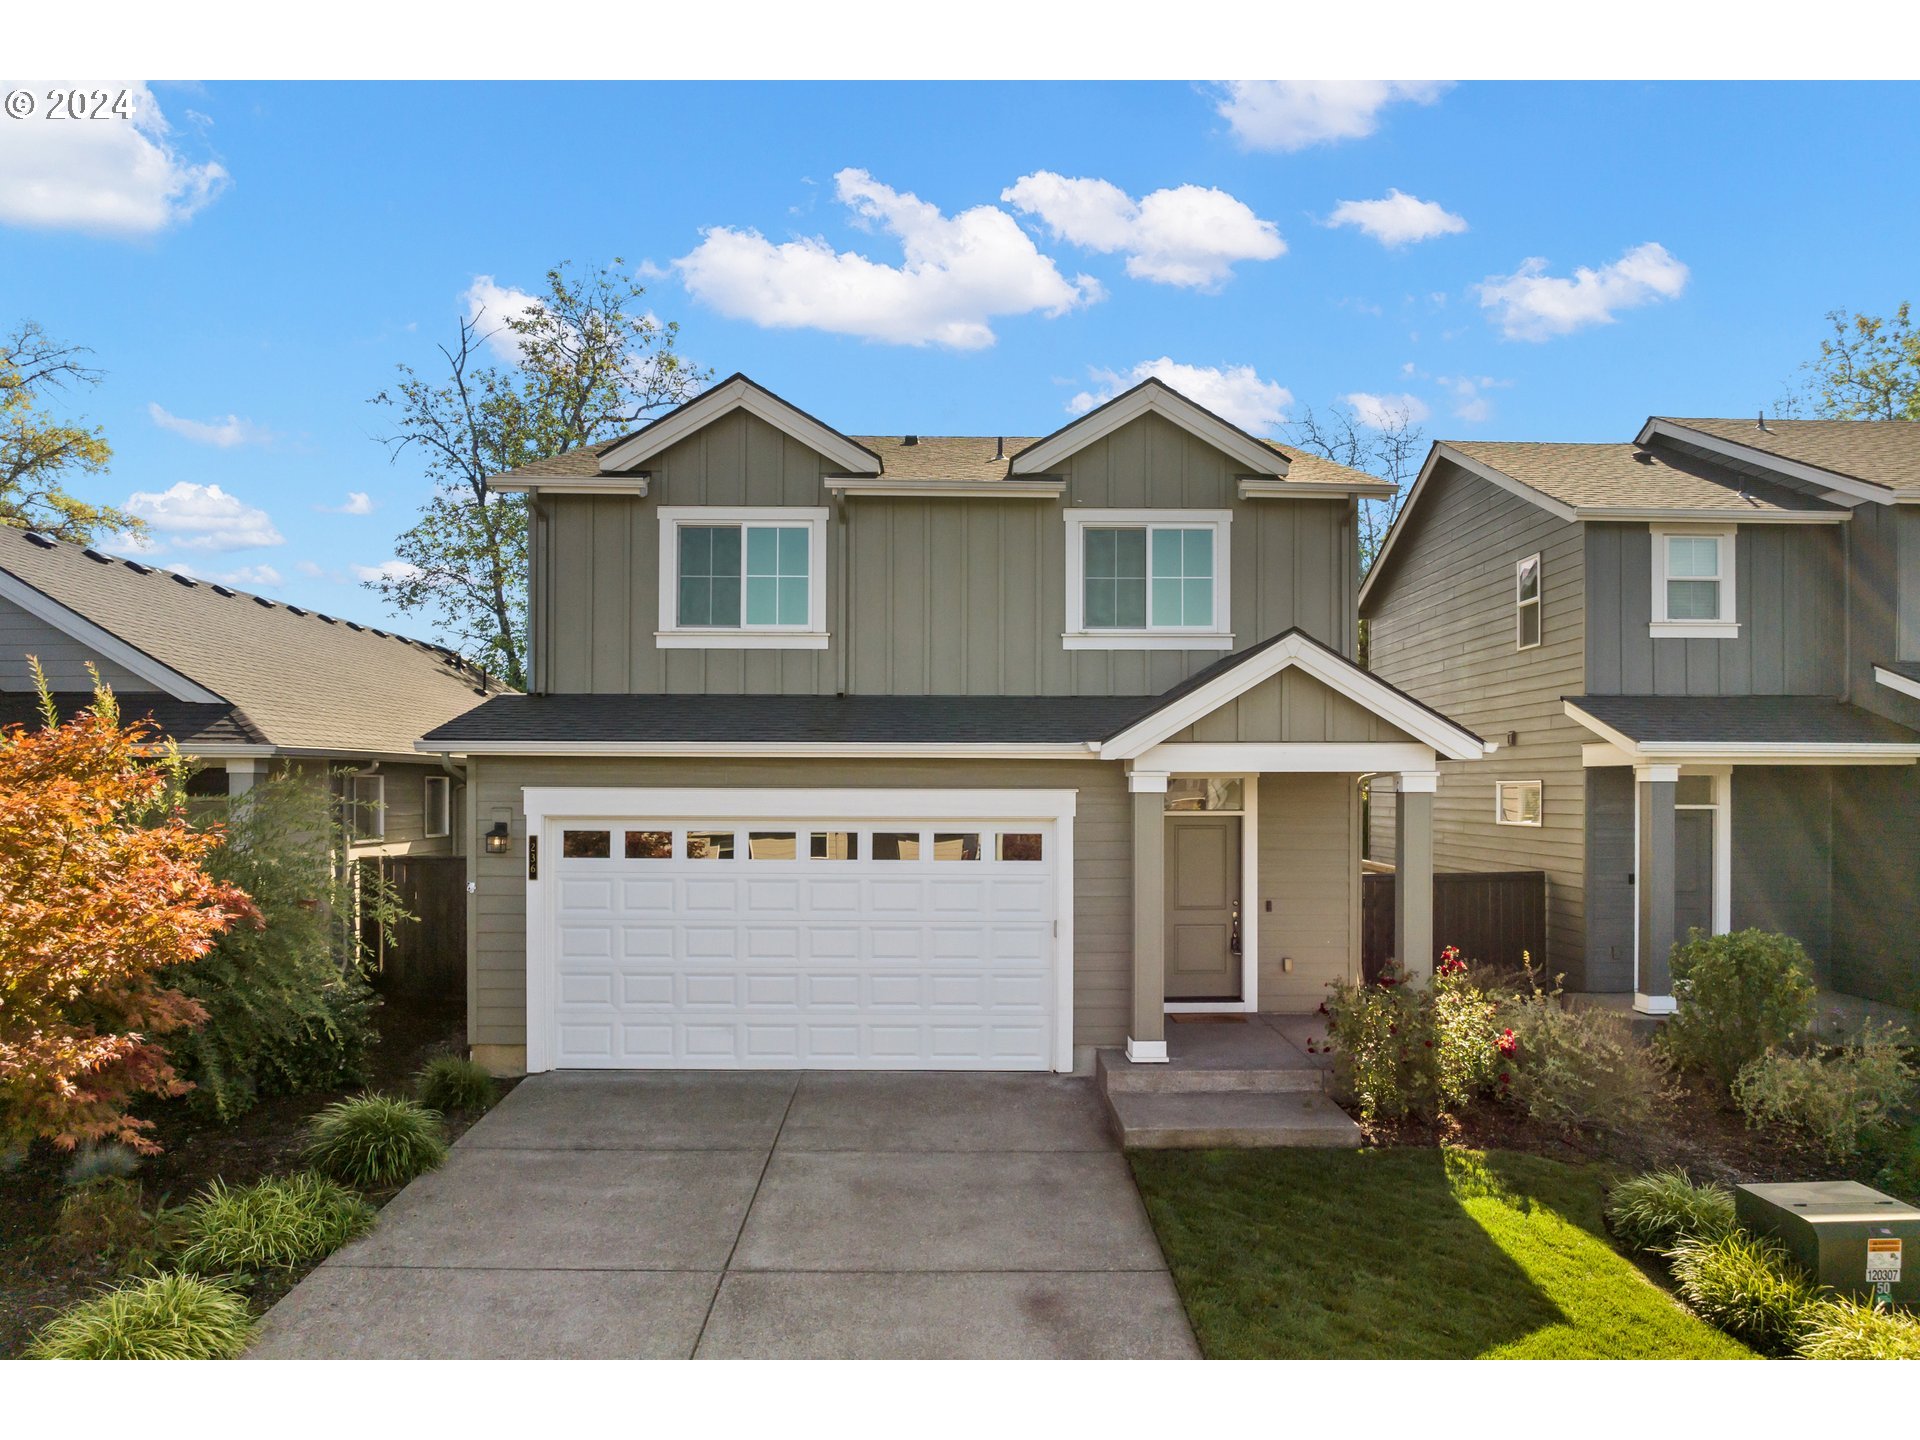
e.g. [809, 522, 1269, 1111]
[1651, 526, 1738, 638]
[1064, 510, 1232, 650]
[1515, 553, 1542, 650]
[656, 507, 828, 649]
[347, 773, 386, 841]
[423, 775, 451, 839]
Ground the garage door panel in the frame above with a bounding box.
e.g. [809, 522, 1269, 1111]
[544, 806, 1061, 1071]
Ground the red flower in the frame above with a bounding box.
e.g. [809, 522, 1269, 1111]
[1499, 1072, 1511, 1086]
[1496, 1028, 1518, 1057]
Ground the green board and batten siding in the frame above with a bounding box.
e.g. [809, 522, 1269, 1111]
[0, 593, 150, 692]
[530, 408, 1360, 697]
[1365, 460, 1590, 979]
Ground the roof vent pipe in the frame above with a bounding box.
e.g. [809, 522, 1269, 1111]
[995, 436, 1004, 459]
[902, 435, 918, 446]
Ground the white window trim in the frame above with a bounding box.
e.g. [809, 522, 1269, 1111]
[423, 774, 451, 839]
[655, 505, 830, 650]
[1062, 508, 1233, 651]
[1493, 779, 1543, 827]
[350, 773, 386, 840]
[1650, 524, 1739, 638]
[1515, 553, 1542, 651]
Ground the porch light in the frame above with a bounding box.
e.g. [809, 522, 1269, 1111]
[485, 820, 512, 855]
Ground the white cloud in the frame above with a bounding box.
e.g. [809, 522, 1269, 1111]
[295, 560, 328, 579]
[462, 275, 543, 362]
[351, 560, 422, 584]
[1477, 242, 1690, 341]
[1342, 392, 1432, 429]
[147, 402, 272, 448]
[1070, 358, 1292, 434]
[122, 481, 282, 552]
[315, 491, 375, 516]
[1433, 374, 1513, 423]
[1215, 81, 1450, 152]
[674, 168, 1101, 349]
[0, 82, 228, 235]
[1001, 172, 1283, 289]
[1326, 190, 1467, 248]
[166, 561, 282, 589]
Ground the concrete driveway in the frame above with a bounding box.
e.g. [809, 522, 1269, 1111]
[250, 1071, 1198, 1359]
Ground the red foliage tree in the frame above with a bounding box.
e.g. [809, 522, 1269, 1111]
[0, 669, 256, 1153]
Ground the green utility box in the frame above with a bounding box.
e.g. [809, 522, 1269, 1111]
[1735, 1181, 1920, 1307]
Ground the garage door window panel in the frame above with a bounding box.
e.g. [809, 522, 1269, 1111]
[996, 833, 1044, 861]
[811, 831, 859, 860]
[562, 829, 611, 858]
[934, 832, 982, 860]
[687, 830, 736, 859]
[624, 830, 671, 859]
[872, 831, 922, 860]
[748, 831, 798, 859]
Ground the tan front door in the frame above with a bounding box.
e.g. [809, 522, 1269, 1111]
[1165, 814, 1242, 1001]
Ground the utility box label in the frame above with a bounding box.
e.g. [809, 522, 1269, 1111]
[1866, 1237, 1902, 1283]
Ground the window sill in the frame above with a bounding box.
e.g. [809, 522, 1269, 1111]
[1649, 621, 1739, 640]
[655, 631, 831, 650]
[1062, 632, 1235, 651]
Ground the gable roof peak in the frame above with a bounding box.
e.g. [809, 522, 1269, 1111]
[1007, 376, 1289, 478]
[592, 372, 881, 478]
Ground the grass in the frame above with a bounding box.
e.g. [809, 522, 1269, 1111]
[415, 1055, 497, 1114]
[303, 1093, 448, 1189]
[174, 1173, 376, 1275]
[26, 1273, 255, 1360]
[1130, 1147, 1754, 1359]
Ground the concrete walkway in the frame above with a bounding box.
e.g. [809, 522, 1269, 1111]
[250, 1071, 1199, 1359]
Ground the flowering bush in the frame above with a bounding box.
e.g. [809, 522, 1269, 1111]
[1432, 949, 1503, 1109]
[1730, 1021, 1917, 1162]
[1322, 947, 1504, 1121]
[1497, 961, 1664, 1137]
[0, 671, 255, 1154]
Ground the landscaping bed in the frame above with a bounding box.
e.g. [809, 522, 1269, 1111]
[0, 987, 505, 1359]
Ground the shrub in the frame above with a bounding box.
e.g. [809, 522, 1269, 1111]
[64, 1141, 141, 1187]
[52, 1177, 164, 1269]
[1795, 1297, 1920, 1359]
[1432, 950, 1503, 1110]
[1322, 968, 1436, 1120]
[1499, 976, 1664, 1137]
[1868, 1121, 1920, 1205]
[173, 1173, 375, 1274]
[1731, 1022, 1918, 1161]
[0, 670, 255, 1154]
[416, 1055, 497, 1114]
[305, 1093, 448, 1188]
[1660, 929, 1816, 1086]
[1606, 1169, 1737, 1253]
[25, 1272, 255, 1359]
[1669, 1230, 1820, 1354]
[164, 770, 399, 1121]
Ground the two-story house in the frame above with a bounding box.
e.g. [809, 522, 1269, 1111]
[1361, 417, 1920, 1013]
[419, 374, 1487, 1076]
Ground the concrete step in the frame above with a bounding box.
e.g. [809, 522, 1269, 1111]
[1095, 1048, 1325, 1095]
[1105, 1089, 1363, 1150]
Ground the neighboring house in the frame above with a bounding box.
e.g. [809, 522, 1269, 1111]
[1360, 416, 1920, 1012]
[0, 522, 500, 863]
[418, 373, 1486, 1076]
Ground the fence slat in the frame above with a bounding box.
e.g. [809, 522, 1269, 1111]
[1361, 870, 1546, 982]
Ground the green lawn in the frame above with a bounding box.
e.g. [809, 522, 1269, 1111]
[1130, 1147, 1754, 1359]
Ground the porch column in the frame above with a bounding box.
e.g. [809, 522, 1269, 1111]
[225, 758, 265, 798]
[1635, 763, 1679, 1015]
[1127, 769, 1170, 1063]
[1393, 771, 1437, 985]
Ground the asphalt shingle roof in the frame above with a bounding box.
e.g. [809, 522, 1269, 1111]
[1444, 441, 1841, 514]
[1658, 418, 1920, 499]
[0, 526, 503, 757]
[1566, 694, 1920, 747]
[0, 691, 265, 747]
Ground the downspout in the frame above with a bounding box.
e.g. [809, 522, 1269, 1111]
[1841, 519, 1853, 703]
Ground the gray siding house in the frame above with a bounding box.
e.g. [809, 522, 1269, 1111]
[419, 375, 1486, 1076]
[1362, 417, 1920, 1010]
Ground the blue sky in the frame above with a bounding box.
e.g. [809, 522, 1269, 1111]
[2, 79, 1916, 634]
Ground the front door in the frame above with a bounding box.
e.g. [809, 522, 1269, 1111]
[1674, 808, 1715, 944]
[1164, 814, 1241, 1001]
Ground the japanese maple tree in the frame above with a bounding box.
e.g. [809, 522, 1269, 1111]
[0, 668, 255, 1154]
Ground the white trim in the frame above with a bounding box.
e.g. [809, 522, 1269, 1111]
[1125, 1037, 1169, 1064]
[1062, 509, 1233, 650]
[1515, 552, 1542, 651]
[1127, 769, 1171, 793]
[1563, 700, 1920, 766]
[1875, 665, 1920, 703]
[1100, 630, 1487, 762]
[1637, 419, 1896, 506]
[655, 505, 830, 649]
[489, 477, 649, 497]
[1580, 507, 1844, 525]
[1010, 382, 1285, 478]
[823, 478, 1064, 500]
[597, 375, 878, 476]
[1650, 524, 1738, 638]
[1633, 993, 1678, 1016]
[417, 739, 1102, 759]
[1634, 762, 1682, 784]
[1394, 770, 1441, 793]
[1237, 477, 1397, 500]
[1139, 741, 1438, 773]
[1493, 778, 1543, 826]
[521, 786, 1078, 1074]
[349, 772, 387, 840]
[1582, 741, 1636, 767]
[1160, 772, 1260, 1015]
[0, 568, 224, 703]
[423, 774, 452, 839]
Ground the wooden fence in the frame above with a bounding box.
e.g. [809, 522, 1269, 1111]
[361, 856, 467, 996]
[1361, 869, 1546, 982]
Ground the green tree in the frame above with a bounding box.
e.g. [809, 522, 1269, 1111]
[1789, 304, 1920, 420]
[369, 262, 707, 689]
[1, 321, 140, 542]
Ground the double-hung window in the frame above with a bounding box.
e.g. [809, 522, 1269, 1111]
[1515, 553, 1542, 650]
[1650, 526, 1738, 638]
[656, 507, 829, 649]
[1064, 510, 1232, 649]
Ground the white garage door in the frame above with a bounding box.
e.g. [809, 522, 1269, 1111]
[528, 790, 1073, 1072]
